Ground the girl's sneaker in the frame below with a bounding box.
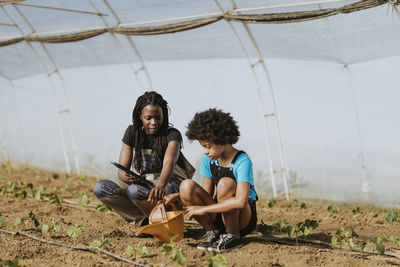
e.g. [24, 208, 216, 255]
[208, 233, 243, 252]
[197, 230, 220, 250]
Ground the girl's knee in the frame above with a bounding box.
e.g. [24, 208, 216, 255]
[217, 178, 236, 201]
[179, 179, 196, 200]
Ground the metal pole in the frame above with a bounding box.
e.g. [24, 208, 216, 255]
[2, 5, 71, 173]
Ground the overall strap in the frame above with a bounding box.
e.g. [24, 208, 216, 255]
[231, 150, 245, 164]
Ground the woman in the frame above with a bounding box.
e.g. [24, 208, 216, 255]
[94, 91, 194, 231]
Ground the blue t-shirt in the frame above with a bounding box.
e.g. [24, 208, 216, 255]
[199, 153, 257, 201]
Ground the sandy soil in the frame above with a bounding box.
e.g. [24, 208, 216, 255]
[1, 165, 400, 267]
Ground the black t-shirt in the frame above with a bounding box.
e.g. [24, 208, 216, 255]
[122, 125, 184, 173]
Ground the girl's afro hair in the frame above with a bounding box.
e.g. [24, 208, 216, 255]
[186, 108, 240, 145]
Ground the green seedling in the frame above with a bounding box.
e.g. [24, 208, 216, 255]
[95, 204, 111, 213]
[273, 218, 288, 232]
[388, 235, 400, 246]
[280, 201, 293, 208]
[352, 207, 361, 218]
[12, 218, 22, 229]
[384, 211, 398, 225]
[80, 175, 88, 182]
[204, 250, 227, 267]
[327, 205, 340, 215]
[32, 190, 42, 200]
[52, 173, 59, 180]
[49, 193, 63, 204]
[77, 192, 91, 206]
[360, 240, 369, 251]
[258, 221, 274, 236]
[161, 235, 187, 266]
[89, 235, 112, 249]
[267, 199, 276, 208]
[296, 219, 319, 237]
[29, 211, 40, 228]
[331, 227, 359, 249]
[376, 235, 385, 254]
[67, 224, 83, 241]
[125, 242, 148, 259]
[13, 188, 27, 198]
[286, 225, 295, 237]
[41, 218, 60, 236]
[65, 174, 71, 181]
[300, 202, 307, 209]
[2, 256, 19, 267]
[0, 214, 5, 228]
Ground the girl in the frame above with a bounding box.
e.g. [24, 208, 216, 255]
[94, 91, 194, 232]
[164, 108, 258, 252]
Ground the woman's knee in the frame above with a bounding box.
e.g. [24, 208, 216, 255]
[127, 184, 149, 201]
[217, 178, 236, 201]
[93, 180, 119, 198]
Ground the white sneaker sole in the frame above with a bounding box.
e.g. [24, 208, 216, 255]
[207, 243, 243, 252]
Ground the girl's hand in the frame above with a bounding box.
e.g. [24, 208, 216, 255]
[159, 193, 180, 206]
[184, 205, 207, 220]
[148, 185, 165, 205]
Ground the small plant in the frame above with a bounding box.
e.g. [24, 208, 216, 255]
[388, 234, 400, 246]
[77, 192, 91, 206]
[80, 175, 88, 182]
[375, 235, 385, 254]
[360, 240, 369, 251]
[331, 227, 359, 249]
[327, 205, 340, 215]
[29, 211, 40, 228]
[2, 256, 19, 267]
[95, 203, 111, 213]
[161, 235, 187, 266]
[65, 174, 71, 181]
[258, 221, 274, 236]
[296, 219, 319, 237]
[352, 207, 361, 218]
[32, 190, 43, 200]
[49, 193, 63, 204]
[384, 211, 398, 225]
[267, 199, 276, 208]
[280, 201, 293, 208]
[12, 218, 22, 229]
[204, 250, 227, 267]
[89, 235, 112, 249]
[67, 224, 83, 242]
[41, 218, 60, 236]
[300, 202, 307, 209]
[0, 213, 5, 228]
[273, 218, 288, 232]
[125, 242, 148, 259]
[52, 173, 59, 180]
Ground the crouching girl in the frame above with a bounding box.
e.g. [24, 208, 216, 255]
[164, 108, 258, 252]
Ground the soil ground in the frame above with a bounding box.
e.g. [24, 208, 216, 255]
[1, 165, 400, 267]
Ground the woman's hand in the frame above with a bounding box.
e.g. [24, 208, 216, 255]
[147, 185, 165, 205]
[119, 172, 145, 184]
[184, 205, 207, 220]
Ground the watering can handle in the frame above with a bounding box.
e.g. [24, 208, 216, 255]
[149, 202, 178, 224]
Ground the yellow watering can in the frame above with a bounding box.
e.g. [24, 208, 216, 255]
[135, 202, 184, 243]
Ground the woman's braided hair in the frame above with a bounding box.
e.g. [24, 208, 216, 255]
[132, 91, 170, 172]
[186, 108, 240, 145]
